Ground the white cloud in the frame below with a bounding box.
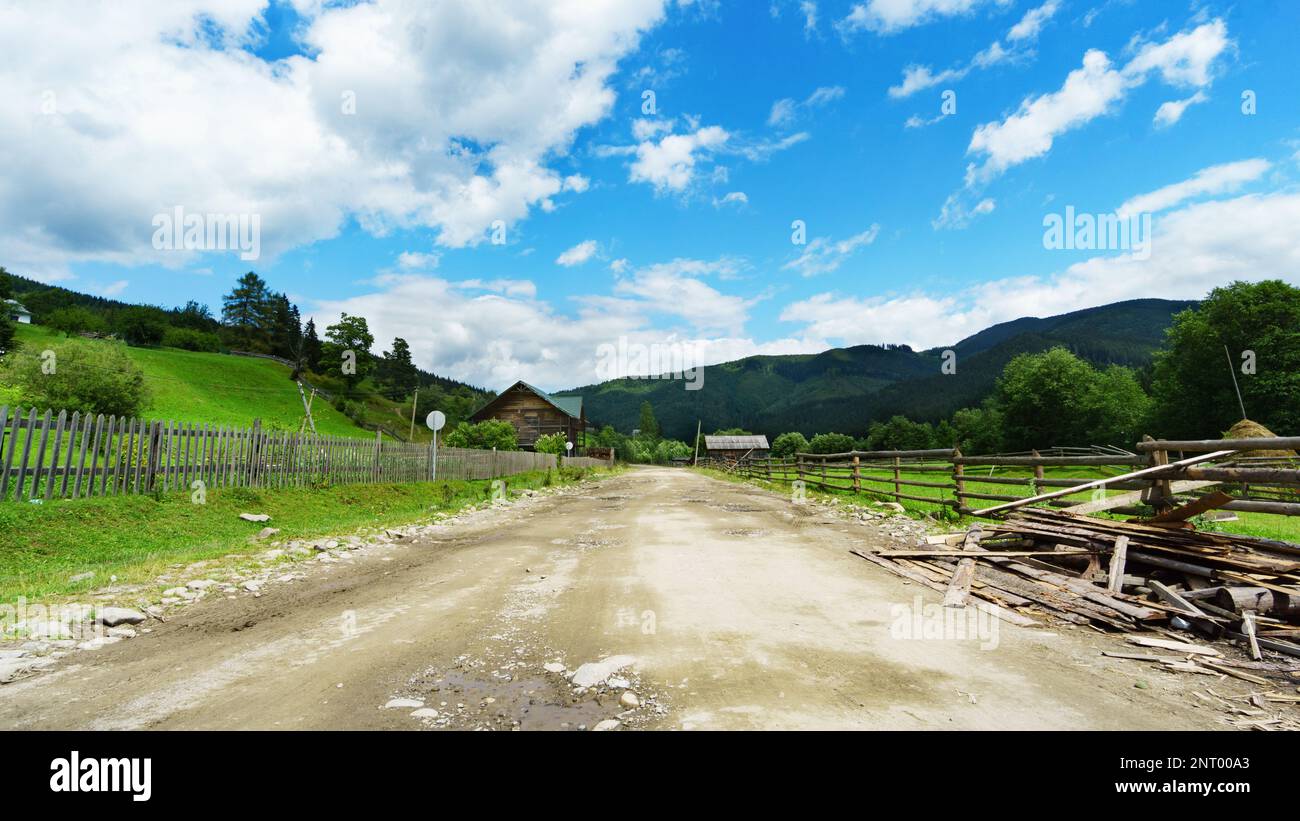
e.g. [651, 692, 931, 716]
[1007, 0, 1059, 42]
[1117, 158, 1270, 216]
[562, 174, 591, 193]
[397, 251, 441, 270]
[628, 125, 730, 192]
[1123, 18, 1231, 87]
[890, 65, 967, 98]
[933, 194, 995, 229]
[838, 0, 1001, 35]
[792, 190, 1300, 350]
[1153, 90, 1208, 128]
[889, 2, 1054, 99]
[966, 49, 1128, 185]
[782, 226, 880, 276]
[556, 239, 599, 266]
[0, 0, 671, 278]
[963, 19, 1230, 186]
[713, 191, 749, 208]
[770, 86, 845, 124]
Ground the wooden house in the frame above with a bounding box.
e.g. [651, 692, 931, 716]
[704, 434, 770, 462]
[470, 381, 586, 452]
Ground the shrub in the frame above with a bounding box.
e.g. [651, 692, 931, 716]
[442, 419, 519, 451]
[533, 432, 567, 455]
[162, 327, 222, 352]
[44, 306, 104, 338]
[808, 432, 855, 454]
[770, 432, 809, 458]
[116, 307, 168, 347]
[1, 340, 151, 417]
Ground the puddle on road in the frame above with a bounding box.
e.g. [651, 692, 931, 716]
[405, 669, 621, 731]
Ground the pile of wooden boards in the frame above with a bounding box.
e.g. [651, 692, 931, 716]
[852, 508, 1300, 659]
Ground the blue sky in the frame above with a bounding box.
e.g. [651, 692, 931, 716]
[4, 0, 1299, 390]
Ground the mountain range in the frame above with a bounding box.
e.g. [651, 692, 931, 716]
[558, 299, 1197, 440]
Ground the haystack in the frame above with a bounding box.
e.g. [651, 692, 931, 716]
[1224, 419, 1296, 458]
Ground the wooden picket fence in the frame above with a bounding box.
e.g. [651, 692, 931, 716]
[0, 405, 608, 503]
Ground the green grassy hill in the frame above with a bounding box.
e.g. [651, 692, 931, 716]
[562, 298, 1197, 439]
[3, 324, 378, 437]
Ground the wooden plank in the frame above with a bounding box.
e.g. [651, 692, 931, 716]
[77, 414, 100, 498]
[0, 407, 20, 501]
[101, 416, 117, 496]
[30, 408, 53, 501]
[849, 548, 1038, 627]
[59, 412, 79, 498]
[1126, 635, 1221, 656]
[1242, 612, 1262, 661]
[1148, 580, 1208, 618]
[1107, 535, 1129, 594]
[943, 526, 983, 608]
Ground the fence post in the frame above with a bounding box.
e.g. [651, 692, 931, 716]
[796, 454, 804, 486]
[892, 456, 901, 501]
[852, 455, 860, 494]
[373, 429, 383, 483]
[1031, 449, 1044, 481]
[952, 448, 965, 513]
[1140, 434, 1173, 512]
[146, 420, 163, 492]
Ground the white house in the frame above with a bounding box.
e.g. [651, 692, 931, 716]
[4, 299, 31, 324]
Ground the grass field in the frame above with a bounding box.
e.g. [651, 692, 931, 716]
[705, 461, 1300, 543]
[4, 323, 381, 437]
[0, 465, 612, 602]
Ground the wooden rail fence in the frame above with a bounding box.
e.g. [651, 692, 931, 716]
[0, 405, 611, 502]
[707, 438, 1300, 520]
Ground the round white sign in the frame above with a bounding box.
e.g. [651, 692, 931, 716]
[565, 441, 573, 452]
[425, 410, 446, 432]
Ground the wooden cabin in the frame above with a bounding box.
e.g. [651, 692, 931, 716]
[704, 434, 770, 462]
[470, 381, 586, 452]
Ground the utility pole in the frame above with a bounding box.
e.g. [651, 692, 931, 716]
[409, 388, 419, 441]
[1224, 345, 1248, 420]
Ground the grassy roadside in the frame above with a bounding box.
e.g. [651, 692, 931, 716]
[0, 465, 620, 603]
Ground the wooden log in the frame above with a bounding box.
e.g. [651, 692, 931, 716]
[1140, 491, 1234, 524]
[1242, 612, 1262, 661]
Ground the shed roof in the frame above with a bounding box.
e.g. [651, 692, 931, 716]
[704, 435, 770, 450]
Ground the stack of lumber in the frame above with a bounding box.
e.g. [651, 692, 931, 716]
[852, 508, 1300, 660]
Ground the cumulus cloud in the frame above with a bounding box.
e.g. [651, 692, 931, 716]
[0, 0, 669, 279]
[628, 125, 730, 192]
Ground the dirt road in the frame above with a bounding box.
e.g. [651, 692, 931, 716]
[0, 467, 1226, 730]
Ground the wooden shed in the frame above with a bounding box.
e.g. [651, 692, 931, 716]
[470, 381, 586, 452]
[704, 434, 770, 462]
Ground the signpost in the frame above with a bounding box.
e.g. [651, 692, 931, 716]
[426, 410, 446, 480]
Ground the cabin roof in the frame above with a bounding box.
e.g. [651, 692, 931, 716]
[704, 435, 769, 450]
[472, 380, 583, 421]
